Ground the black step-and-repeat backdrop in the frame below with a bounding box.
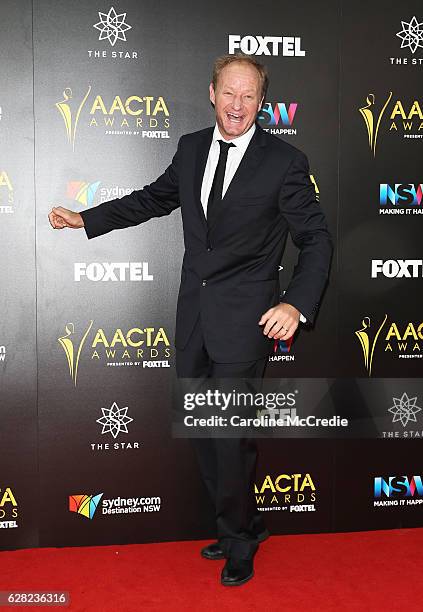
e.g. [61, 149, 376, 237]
[1, 0, 422, 551]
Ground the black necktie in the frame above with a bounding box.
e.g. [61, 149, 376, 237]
[207, 139, 235, 225]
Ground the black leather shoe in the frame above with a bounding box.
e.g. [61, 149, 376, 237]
[201, 542, 225, 560]
[201, 529, 269, 560]
[221, 558, 254, 586]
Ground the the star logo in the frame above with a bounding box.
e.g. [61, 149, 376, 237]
[93, 7, 132, 47]
[388, 393, 421, 427]
[96, 402, 133, 438]
[396, 16, 423, 54]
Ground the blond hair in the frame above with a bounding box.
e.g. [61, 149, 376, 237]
[212, 53, 269, 100]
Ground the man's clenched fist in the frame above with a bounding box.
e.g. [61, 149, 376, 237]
[48, 206, 84, 230]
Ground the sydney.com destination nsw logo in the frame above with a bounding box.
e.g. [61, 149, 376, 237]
[58, 321, 171, 385]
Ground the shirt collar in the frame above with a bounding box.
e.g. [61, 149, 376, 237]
[212, 122, 256, 153]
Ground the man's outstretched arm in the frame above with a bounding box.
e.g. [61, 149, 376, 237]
[48, 136, 183, 237]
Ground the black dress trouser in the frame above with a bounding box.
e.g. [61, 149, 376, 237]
[176, 315, 268, 561]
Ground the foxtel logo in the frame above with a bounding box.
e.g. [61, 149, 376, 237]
[228, 35, 305, 56]
[74, 262, 153, 281]
[371, 259, 423, 278]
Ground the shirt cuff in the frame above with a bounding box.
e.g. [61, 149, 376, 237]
[299, 312, 307, 324]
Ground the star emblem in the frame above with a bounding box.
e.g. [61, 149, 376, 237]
[388, 393, 421, 427]
[396, 16, 423, 54]
[93, 7, 132, 47]
[96, 402, 133, 438]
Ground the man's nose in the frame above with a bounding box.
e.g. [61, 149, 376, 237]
[231, 96, 242, 110]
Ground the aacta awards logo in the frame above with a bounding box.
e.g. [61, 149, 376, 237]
[255, 473, 316, 513]
[359, 92, 423, 156]
[58, 321, 171, 385]
[0, 170, 14, 214]
[69, 493, 103, 519]
[55, 86, 170, 149]
[0, 487, 18, 528]
[355, 315, 423, 376]
[355, 315, 388, 376]
[55, 87, 92, 152]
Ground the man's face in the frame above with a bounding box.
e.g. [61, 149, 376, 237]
[209, 62, 263, 140]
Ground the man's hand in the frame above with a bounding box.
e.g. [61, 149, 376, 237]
[259, 303, 300, 340]
[48, 206, 84, 230]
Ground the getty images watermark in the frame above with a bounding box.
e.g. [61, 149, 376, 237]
[183, 389, 347, 428]
[171, 379, 350, 438]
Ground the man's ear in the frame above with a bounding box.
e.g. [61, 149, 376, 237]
[209, 83, 216, 106]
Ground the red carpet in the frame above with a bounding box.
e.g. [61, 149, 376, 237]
[0, 529, 421, 611]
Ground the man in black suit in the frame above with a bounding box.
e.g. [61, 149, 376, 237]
[49, 54, 332, 586]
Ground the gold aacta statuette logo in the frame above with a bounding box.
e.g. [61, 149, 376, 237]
[358, 92, 392, 157]
[55, 86, 91, 151]
[58, 321, 93, 385]
[355, 315, 388, 376]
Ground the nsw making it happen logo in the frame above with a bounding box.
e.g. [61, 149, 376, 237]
[373, 475, 423, 507]
[257, 102, 298, 136]
[379, 183, 423, 215]
[269, 336, 295, 363]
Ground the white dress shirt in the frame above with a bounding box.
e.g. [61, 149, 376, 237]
[200, 122, 306, 324]
[200, 122, 256, 215]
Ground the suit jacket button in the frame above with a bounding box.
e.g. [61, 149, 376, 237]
[207, 247, 212, 252]
[202, 280, 207, 286]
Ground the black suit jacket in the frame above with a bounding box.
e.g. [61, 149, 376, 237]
[80, 124, 332, 362]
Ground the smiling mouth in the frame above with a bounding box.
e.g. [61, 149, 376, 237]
[226, 112, 244, 123]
